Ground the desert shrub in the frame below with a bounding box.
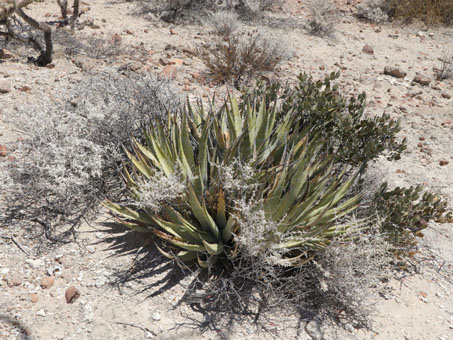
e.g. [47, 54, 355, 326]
[206, 10, 240, 36]
[268, 72, 406, 167]
[305, 0, 338, 37]
[436, 53, 453, 80]
[196, 30, 292, 84]
[373, 183, 452, 249]
[356, 0, 389, 23]
[380, 0, 453, 26]
[0, 72, 182, 235]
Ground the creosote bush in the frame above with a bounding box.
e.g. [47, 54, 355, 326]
[357, 0, 389, 24]
[206, 10, 240, 36]
[0, 72, 182, 235]
[196, 30, 292, 84]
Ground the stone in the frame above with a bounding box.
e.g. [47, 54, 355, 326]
[41, 276, 55, 289]
[6, 275, 22, 287]
[384, 66, 407, 79]
[407, 89, 422, 97]
[183, 59, 192, 66]
[439, 160, 449, 166]
[152, 312, 161, 321]
[0, 48, 15, 59]
[36, 309, 46, 317]
[441, 92, 451, 99]
[160, 65, 178, 79]
[170, 29, 178, 35]
[25, 258, 44, 269]
[0, 80, 11, 93]
[30, 293, 39, 303]
[362, 44, 374, 55]
[0, 144, 8, 157]
[413, 75, 431, 86]
[65, 286, 81, 303]
[18, 85, 32, 92]
[158, 57, 169, 66]
[125, 29, 134, 35]
[112, 33, 122, 43]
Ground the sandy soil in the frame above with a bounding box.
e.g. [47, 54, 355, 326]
[1, 1, 452, 339]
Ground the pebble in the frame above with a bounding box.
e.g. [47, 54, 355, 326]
[36, 309, 46, 317]
[65, 286, 81, 303]
[48, 264, 64, 278]
[362, 44, 374, 55]
[384, 66, 407, 79]
[6, 275, 22, 287]
[25, 259, 44, 270]
[41, 276, 55, 289]
[160, 65, 178, 79]
[0, 144, 7, 157]
[152, 312, 161, 321]
[441, 92, 451, 99]
[30, 293, 39, 303]
[413, 75, 431, 86]
[439, 160, 449, 166]
[0, 48, 15, 59]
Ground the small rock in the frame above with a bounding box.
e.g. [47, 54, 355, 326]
[125, 29, 134, 35]
[41, 276, 55, 289]
[25, 258, 44, 269]
[47, 264, 64, 278]
[152, 312, 161, 321]
[90, 24, 101, 30]
[36, 309, 46, 317]
[362, 44, 374, 55]
[18, 85, 32, 92]
[158, 57, 169, 66]
[30, 293, 39, 303]
[0, 80, 11, 93]
[169, 58, 183, 66]
[65, 286, 81, 303]
[112, 33, 122, 43]
[0, 48, 15, 59]
[384, 66, 407, 79]
[413, 75, 431, 86]
[441, 92, 451, 99]
[0, 144, 8, 157]
[170, 29, 177, 35]
[183, 59, 192, 66]
[439, 160, 449, 166]
[160, 65, 178, 79]
[6, 275, 22, 287]
[95, 276, 107, 288]
[407, 89, 422, 97]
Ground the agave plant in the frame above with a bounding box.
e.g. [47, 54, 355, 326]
[104, 88, 362, 268]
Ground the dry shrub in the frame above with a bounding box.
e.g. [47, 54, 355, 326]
[381, 0, 453, 26]
[196, 30, 292, 83]
[206, 10, 240, 36]
[0, 72, 182, 235]
[357, 0, 389, 23]
[436, 53, 453, 80]
[305, 0, 338, 37]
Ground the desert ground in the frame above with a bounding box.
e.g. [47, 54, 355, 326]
[0, 0, 452, 339]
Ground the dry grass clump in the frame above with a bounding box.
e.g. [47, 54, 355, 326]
[381, 0, 453, 26]
[0, 72, 182, 235]
[196, 30, 292, 84]
[206, 10, 240, 36]
[305, 0, 338, 37]
[436, 53, 453, 80]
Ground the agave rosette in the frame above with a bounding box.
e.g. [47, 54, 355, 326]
[104, 89, 362, 268]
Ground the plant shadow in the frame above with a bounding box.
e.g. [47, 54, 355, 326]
[0, 315, 32, 339]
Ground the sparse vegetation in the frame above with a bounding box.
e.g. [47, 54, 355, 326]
[305, 0, 338, 37]
[196, 30, 292, 84]
[436, 53, 453, 80]
[206, 10, 240, 36]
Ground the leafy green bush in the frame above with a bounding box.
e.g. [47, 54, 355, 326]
[104, 87, 361, 269]
[253, 72, 407, 167]
[374, 183, 452, 248]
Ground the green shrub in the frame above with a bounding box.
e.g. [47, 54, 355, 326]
[253, 72, 407, 167]
[374, 183, 452, 249]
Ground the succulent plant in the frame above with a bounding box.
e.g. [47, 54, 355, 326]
[104, 87, 362, 268]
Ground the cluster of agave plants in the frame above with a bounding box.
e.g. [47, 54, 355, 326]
[104, 72, 451, 274]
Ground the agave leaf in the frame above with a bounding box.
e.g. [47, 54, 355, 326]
[152, 229, 207, 252]
[121, 162, 137, 188]
[180, 111, 196, 170]
[216, 188, 227, 229]
[123, 147, 152, 180]
[187, 186, 221, 240]
[202, 239, 224, 255]
[102, 201, 154, 225]
[152, 216, 203, 244]
[114, 217, 149, 233]
[221, 216, 235, 242]
[197, 254, 218, 268]
[133, 139, 159, 168]
[149, 136, 174, 177]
